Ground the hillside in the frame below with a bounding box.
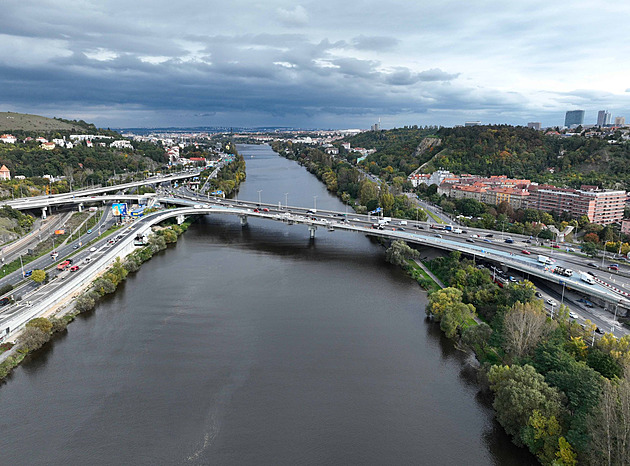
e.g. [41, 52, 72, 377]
[0, 112, 97, 132]
[345, 125, 630, 189]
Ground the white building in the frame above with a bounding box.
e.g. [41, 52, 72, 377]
[0, 134, 17, 144]
[110, 140, 134, 149]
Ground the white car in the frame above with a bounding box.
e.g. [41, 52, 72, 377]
[569, 311, 579, 319]
[546, 299, 557, 307]
[90, 247, 97, 252]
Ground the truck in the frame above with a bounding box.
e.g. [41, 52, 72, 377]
[452, 228, 463, 234]
[538, 255, 553, 264]
[579, 271, 595, 285]
[553, 266, 573, 277]
[57, 260, 71, 271]
[444, 225, 453, 232]
[378, 217, 392, 225]
[430, 224, 445, 230]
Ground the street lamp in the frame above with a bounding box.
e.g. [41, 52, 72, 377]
[257, 190, 262, 207]
[284, 193, 288, 209]
[313, 195, 317, 211]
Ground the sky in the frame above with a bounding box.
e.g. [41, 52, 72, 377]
[2, 0, 630, 129]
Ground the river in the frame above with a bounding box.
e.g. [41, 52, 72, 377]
[0, 144, 533, 465]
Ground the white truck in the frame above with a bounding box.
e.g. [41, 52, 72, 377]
[538, 254, 554, 264]
[378, 217, 392, 225]
[579, 271, 595, 285]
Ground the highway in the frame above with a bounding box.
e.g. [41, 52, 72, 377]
[2, 185, 629, 339]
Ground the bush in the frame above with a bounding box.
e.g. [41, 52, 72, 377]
[75, 294, 96, 313]
[18, 327, 50, 352]
[0, 283, 13, 295]
[49, 317, 68, 333]
[25, 317, 52, 334]
[93, 277, 116, 296]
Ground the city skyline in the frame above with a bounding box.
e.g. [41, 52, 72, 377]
[2, 1, 630, 129]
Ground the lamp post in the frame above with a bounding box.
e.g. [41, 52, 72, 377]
[612, 302, 620, 334]
[257, 190, 262, 207]
[284, 193, 288, 209]
[313, 195, 317, 211]
[19, 254, 24, 278]
[560, 281, 566, 305]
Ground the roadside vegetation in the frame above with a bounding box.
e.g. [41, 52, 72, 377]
[0, 219, 194, 382]
[410, 249, 630, 465]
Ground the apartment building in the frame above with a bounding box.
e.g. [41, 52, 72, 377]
[527, 185, 625, 224]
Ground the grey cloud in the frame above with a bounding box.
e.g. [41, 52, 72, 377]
[417, 68, 460, 82]
[351, 35, 400, 51]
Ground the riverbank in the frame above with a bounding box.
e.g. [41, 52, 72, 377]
[0, 219, 194, 381]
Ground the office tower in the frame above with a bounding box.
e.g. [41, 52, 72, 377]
[597, 110, 611, 126]
[615, 116, 625, 126]
[564, 110, 585, 127]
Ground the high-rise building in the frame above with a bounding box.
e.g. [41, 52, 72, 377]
[527, 122, 541, 130]
[615, 116, 626, 126]
[564, 110, 585, 127]
[597, 110, 611, 127]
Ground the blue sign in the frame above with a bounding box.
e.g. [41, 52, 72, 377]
[112, 203, 128, 217]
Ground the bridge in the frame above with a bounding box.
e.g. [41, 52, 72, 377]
[4, 186, 630, 313]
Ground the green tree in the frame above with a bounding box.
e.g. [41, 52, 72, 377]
[18, 326, 50, 352]
[385, 240, 419, 268]
[488, 364, 565, 446]
[426, 287, 476, 339]
[30, 269, 46, 283]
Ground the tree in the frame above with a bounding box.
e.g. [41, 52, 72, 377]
[503, 300, 554, 359]
[63, 165, 75, 191]
[29, 269, 46, 284]
[488, 364, 565, 446]
[26, 317, 52, 334]
[18, 326, 50, 352]
[426, 287, 476, 339]
[385, 240, 419, 268]
[581, 241, 599, 257]
[461, 322, 493, 354]
[588, 377, 630, 465]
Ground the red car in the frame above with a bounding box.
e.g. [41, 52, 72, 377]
[70, 265, 80, 272]
[262, 208, 270, 212]
[551, 244, 560, 249]
[521, 250, 531, 255]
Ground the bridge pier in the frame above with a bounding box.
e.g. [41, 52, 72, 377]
[78, 203, 83, 212]
[176, 214, 185, 225]
[308, 225, 317, 239]
[240, 215, 248, 227]
[41, 207, 47, 219]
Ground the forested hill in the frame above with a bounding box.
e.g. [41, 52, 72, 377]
[345, 125, 630, 189]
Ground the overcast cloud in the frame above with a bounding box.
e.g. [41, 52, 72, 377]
[1, 0, 629, 129]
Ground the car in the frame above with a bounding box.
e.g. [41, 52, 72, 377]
[70, 265, 79, 272]
[546, 299, 557, 306]
[434, 234, 442, 238]
[352, 218, 361, 221]
[253, 208, 259, 213]
[608, 265, 619, 271]
[471, 234, 479, 238]
[485, 234, 494, 238]
[587, 262, 599, 268]
[73, 244, 79, 249]
[483, 239, 492, 243]
[90, 247, 97, 252]
[596, 327, 605, 335]
[461, 230, 468, 234]
[525, 239, 532, 244]
[505, 238, 514, 243]
[551, 244, 561, 248]
[416, 225, 425, 229]
[23, 270, 32, 278]
[466, 238, 475, 243]
[521, 250, 531, 255]
[84, 258, 91, 264]
[108, 239, 115, 244]
[397, 227, 405, 231]
[262, 208, 270, 212]
[587, 271, 596, 277]
[0, 297, 10, 306]
[535, 292, 543, 298]
[569, 311, 578, 319]
[509, 276, 518, 282]
[87, 229, 92, 234]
